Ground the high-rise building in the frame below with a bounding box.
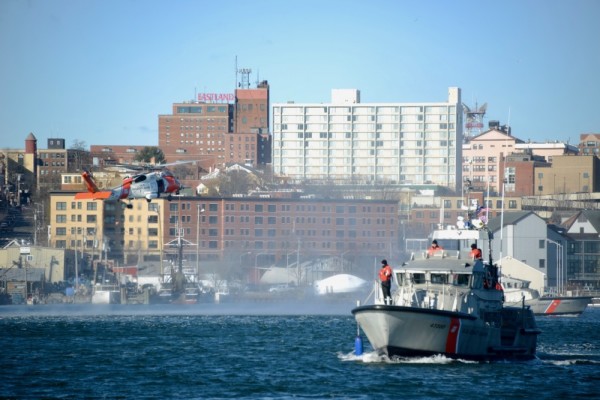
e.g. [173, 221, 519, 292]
[158, 81, 270, 168]
[272, 87, 463, 191]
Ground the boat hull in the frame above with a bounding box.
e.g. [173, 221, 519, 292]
[352, 305, 539, 361]
[503, 289, 592, 316]
[526, 296, 592, 316]
[91, 290, 121, 304]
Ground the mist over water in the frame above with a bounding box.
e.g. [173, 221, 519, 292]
[0, 298, 360, 317]
[1, 305, 598, 399]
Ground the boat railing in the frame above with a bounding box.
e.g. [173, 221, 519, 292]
[411, 250, 463, 261]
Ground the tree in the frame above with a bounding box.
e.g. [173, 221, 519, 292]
[217, 170, 258, 196]
[70, 140, 87, 150]
[134, 147, 165, 164]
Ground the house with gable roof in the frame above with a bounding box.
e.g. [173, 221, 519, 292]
[486, 211, 548, 270]
[561, 210, 600, 291]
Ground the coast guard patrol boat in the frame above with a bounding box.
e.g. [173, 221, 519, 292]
[352, 227, 541, 361]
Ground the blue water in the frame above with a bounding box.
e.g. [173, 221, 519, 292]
[1, 302, 599, 399]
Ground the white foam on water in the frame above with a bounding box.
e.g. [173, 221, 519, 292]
[338, 350, 476, 364]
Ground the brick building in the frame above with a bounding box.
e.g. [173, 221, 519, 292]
[158, 81, 270, 169]
[48, 193, 399, 274]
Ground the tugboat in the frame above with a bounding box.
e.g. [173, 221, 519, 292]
[352, 228, 541, 361]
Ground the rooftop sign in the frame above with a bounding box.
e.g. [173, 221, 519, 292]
[197, 93, 235, 103]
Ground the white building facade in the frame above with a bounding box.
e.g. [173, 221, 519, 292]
[272, 87, 463, 191]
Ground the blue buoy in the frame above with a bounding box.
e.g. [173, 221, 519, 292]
[354, 335, 363, 356]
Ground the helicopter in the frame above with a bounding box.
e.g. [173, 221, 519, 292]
[74, 162, 190, 208]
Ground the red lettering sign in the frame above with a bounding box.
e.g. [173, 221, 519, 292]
[197, 93, 235, 103]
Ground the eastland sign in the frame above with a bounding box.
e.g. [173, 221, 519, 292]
[197, 93, 235, 102]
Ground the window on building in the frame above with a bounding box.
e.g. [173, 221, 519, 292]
[539, 240, 545, 249]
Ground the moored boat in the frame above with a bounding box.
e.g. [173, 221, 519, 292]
[501, 275, 592, 316]
[352, 228, 541, 361]
[91, 284, 121, 304]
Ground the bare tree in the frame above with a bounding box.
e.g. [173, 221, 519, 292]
[70, 140, 87, 150]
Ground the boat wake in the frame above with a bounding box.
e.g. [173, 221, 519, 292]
[537, 353, 600, 366]
[337, 351, 477, 364]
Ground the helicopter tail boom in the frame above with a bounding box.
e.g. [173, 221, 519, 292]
[74, 191, 115, 200]
[81, 170, 100, 193]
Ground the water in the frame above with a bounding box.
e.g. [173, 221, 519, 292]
[1, 303, 599, 399]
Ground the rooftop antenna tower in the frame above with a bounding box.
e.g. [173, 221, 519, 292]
[238, 68, 252, 89]
[462, 102, 487, 142]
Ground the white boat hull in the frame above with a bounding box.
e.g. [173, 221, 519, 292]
[353, 305, 539, 361]
[525, 296, 591, 316]
[503, 289, 591, 316]
[92, 290, 121, 304]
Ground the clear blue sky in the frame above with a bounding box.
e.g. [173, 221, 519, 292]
[1, 0, 599, 150]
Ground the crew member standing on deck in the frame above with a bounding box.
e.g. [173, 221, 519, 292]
[427, 240, 444, 257]
[470, 244, 483, 260]
[379, 259, 393, 305]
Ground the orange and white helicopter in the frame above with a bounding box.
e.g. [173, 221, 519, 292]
[74, 162, 190, 208]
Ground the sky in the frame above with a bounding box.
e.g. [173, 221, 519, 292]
[1, 0, 599, 150]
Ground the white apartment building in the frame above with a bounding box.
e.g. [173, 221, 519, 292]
[272, 87, 463, 191]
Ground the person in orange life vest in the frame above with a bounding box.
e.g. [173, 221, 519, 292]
[427, 240, 443, 256]
[379, 259, 393, 305]
[470, 244, 483, 260]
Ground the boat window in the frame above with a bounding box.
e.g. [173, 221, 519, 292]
[430, 273, 448, 284]
[454, 274, 469, 286]
[395, 273, 405, 286]
[412, 273, 426, 284]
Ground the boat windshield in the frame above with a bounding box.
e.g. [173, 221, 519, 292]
[397, 271, 470, 287]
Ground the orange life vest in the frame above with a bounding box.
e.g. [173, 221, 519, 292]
[470, 249, 482, 259]
[379, 265, 392, 282]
